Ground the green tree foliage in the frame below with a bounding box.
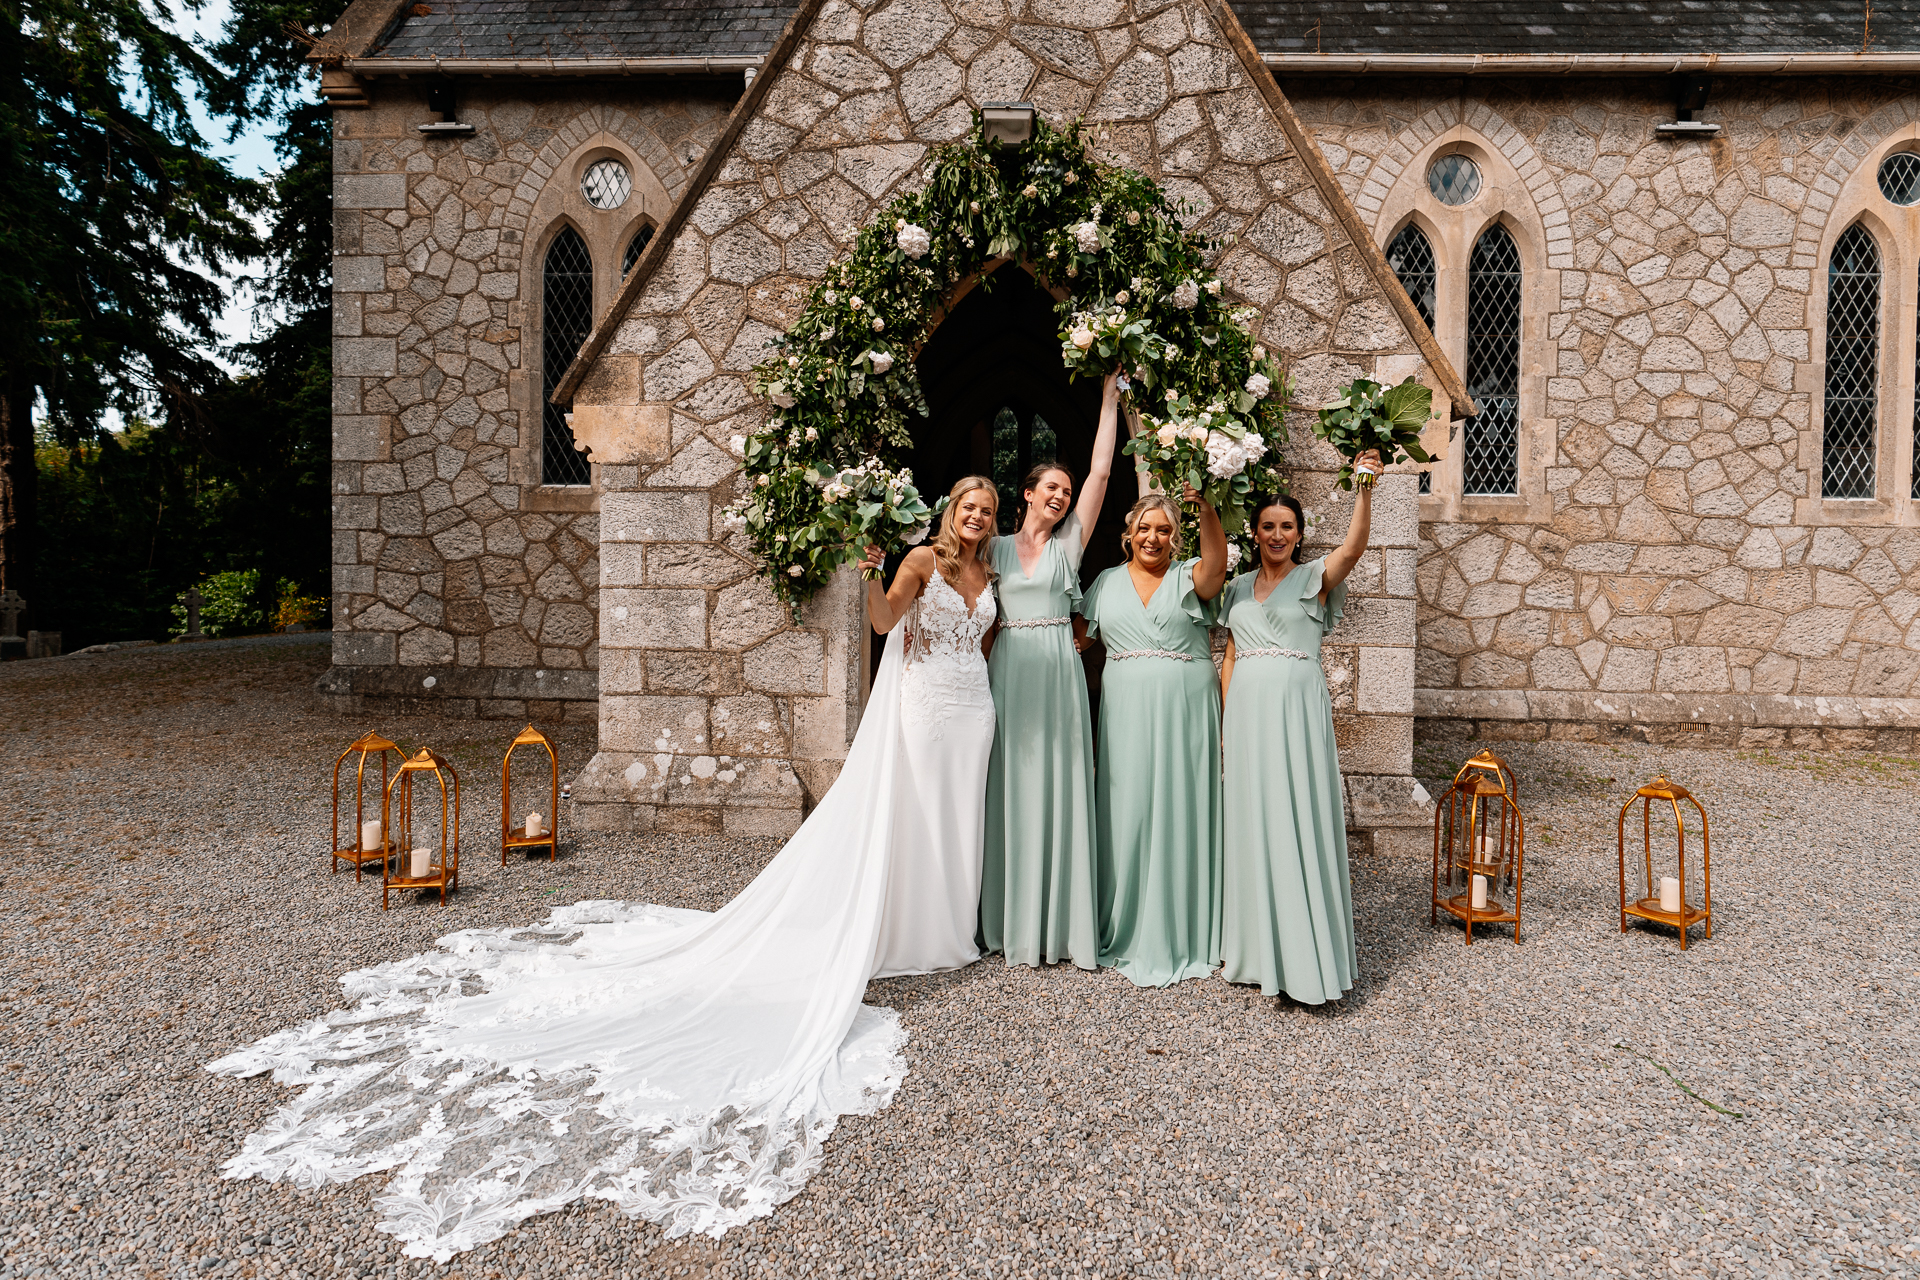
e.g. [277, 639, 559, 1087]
[0, 0, 264, 604]
[15, 0, 348, 647]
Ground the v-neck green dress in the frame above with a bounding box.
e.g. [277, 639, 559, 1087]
[981, 514, 1100, 969]
[1080, 557, 1222, 988]
[1218, 559, 1354, 1003]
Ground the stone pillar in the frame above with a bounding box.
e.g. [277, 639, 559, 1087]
[566, 383, 857, 839]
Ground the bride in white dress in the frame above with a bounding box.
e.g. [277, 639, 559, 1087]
[209, 477, 1002, 1260]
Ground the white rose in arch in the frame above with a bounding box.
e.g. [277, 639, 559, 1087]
[1155, 422, 1178, 447]
[1225, 542, 1241, 573]
[729, 434, 746, 455]
[787, 565, 804, 577]
[1171, 280, 1199, 310]
[1073, 221, 1100, 254]
[869, 350, 895, 374]
[896, 223, 931, 259]
[1245, 372, 1272, 399]
[1070, 327, 1095, 351]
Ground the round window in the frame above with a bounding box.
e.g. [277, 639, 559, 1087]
[581, 159, 632, 211]
[1878, 152, 1920, 206]
[1428, 154, 1482, 206]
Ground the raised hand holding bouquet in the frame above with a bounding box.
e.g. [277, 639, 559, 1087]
[1312, 375, 1437, 489]
[817, 461, 936, 580]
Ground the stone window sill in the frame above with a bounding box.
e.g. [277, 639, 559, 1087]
[1792, 496, 1915, 526]
[1420, 492, 1545, 525]
[525, 486, 599, 514]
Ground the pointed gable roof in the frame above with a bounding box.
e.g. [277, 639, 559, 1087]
[555, 0, 1472, 421]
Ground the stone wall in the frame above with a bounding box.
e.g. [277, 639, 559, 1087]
[566, 0, 1446, 844]
[1290, 77, 1920, 748]
[319, 80, 734, 719]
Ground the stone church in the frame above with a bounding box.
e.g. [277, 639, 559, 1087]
[312, 0, 1920, 849]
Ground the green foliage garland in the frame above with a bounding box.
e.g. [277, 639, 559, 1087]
[725, 116, 1290, 609]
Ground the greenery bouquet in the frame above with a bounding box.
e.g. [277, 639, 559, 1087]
[816, 461, 936, 580]
[1313, 376, 1437, 490]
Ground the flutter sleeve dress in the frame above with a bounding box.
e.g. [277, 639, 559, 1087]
[982, 514, 1100, 969]
[1080, 557, 1222, 988]
[1218, 558, 1354, 1003]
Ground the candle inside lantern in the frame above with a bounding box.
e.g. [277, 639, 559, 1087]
[1660, 876, 1681, 913]
[360, 819, 382, 852]
[410, 846, 431, 879]
[525, 812, 543, 839]
[1471, 874, 1488, 910]
[1478, 834, 1494, 862]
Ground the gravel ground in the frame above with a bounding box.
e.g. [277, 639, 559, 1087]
[1, 637, 1916, 1280]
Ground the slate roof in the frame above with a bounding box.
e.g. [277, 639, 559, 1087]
[1233, 0, 1920, 55]
[374, 0, 800, 61]
[358, 0, 1920, 61]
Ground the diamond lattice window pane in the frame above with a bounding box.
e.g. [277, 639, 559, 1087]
[1463, 224, 1521, 495]
[1386, 225, 1437, 332]
[581, 159, 632, 211]
[542, 227, 595, 487]
[623, 224, 655, 276]
[1428, 154, 1482, 206]
[1823, 223, 1880, 499]
[1879, 152, 1920, 206]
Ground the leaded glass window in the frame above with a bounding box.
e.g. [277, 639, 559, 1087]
[541, 227, 594, 487]
[580, 159, 631, 210]
[623, 224, 655, 276]
[1879, 152, 1920, 206]
[1386, 224, 1436, 332]
[1823, 223, 1880, 499]
[1428, 155, 1481, 206]
[1462, 224, 1521, 496]
[989, 406, 1058, 533]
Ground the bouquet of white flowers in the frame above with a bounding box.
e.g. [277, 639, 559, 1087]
[815, 460, 937, 579]
[1059, 298, 1166, 378]
[1123, 390, 1286, 535]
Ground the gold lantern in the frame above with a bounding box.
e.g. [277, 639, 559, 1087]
[383, 749, 461, 908]
[1430, 749, 1525, 944]
[1617, 776, 1713, 949]
[331, 732, 403, 880]
[501, 723, 560, 864]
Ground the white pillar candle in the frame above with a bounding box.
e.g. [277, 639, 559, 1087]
[1471, 874, 1489, 910]
[525, 812, 543, 838]
[410, 846, 431, 879]
[360, 819, 383, 852]
[1478, 834, 1493, 861]
[1660, 876, 1682, 913]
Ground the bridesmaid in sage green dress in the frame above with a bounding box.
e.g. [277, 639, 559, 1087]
[1218, 452, 1379, 1003]
[981, 374, 1123, 968]
[1080, 486, 1229, 987]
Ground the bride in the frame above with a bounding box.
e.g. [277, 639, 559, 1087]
[210, 476, 1002, 1260]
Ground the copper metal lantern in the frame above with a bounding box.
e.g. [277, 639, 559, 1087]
[1431, 749, 1525, 944]
[331, 732, 404, 881]
[383, 748, 461, 908]
[1617, 776, 1713, 949]
[501, 723, 560, 865]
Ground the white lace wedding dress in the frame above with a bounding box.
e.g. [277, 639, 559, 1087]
[209, 569, 996, 1260]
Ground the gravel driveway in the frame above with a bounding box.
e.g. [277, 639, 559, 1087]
[1, 637, 1914, 1279]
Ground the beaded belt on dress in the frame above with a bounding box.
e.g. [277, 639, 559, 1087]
[1000, 616, 1071, 629]
[1106, 648, 1198, 662]
[1238, 646, 1318, 662]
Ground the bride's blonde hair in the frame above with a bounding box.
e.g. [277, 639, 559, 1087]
[1120, 492, 1184, 561]
[931, 475, 999, 584]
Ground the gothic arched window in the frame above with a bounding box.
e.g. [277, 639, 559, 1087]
[989, 405, 1058, 533]
[622, 224, 655, 277]
[1462, 224, 1521, 496]
[1823, 223, 1881, 499]
[541, 227, 595, 487]
[1386, 225, 1437, 333]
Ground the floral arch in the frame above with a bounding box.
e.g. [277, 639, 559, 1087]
[723, 117, 1290, 609]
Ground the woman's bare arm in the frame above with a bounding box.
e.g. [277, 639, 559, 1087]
[1189, 489, 1229, 602]
[861, 545, 935, 634]
[1220, 633, 1237, 701]
[1320, 449, 1380, 599]
[1074, 372, 1122, 548]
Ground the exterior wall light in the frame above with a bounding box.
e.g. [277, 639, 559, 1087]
[980, 102, 1037, 146]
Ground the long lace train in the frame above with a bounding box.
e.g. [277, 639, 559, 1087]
[209, 625, 927, 1261]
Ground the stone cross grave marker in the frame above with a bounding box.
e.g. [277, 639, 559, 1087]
[0, 590, 24, 652]
[183, 586, 206, 641]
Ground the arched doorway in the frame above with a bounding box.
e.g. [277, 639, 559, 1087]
[868, 263, 1137, 711]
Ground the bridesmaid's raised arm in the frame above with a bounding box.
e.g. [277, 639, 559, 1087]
[1320, 449, 1381, 599]
[1186, 485, 1228, 601]
[1074, 371, 1123, 548]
